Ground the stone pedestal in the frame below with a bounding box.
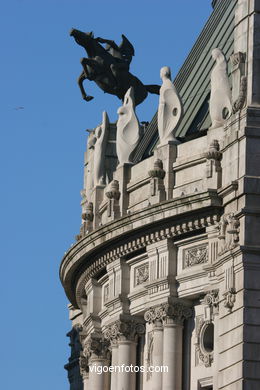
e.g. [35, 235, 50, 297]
[154, 142, 178, 200]
[113, 163, 132, 217]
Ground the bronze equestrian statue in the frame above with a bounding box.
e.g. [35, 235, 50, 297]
[70, 29, 160, 106]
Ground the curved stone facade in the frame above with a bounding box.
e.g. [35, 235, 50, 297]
[61, 1, 260, 389]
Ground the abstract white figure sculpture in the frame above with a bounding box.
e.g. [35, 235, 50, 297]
[209, 48, 232, 129]
[116, 87, 140, 165]
[158, 66, 183, 146]
[93, 111, 109, 186]
[85, 130, 96, 201]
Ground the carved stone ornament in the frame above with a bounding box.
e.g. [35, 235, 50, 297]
[144, 302, 192, 324]
[158, 66, 183, 146]
[93, 111, 109, 186]
[218, 213, 240, 254]
[79, 353, 89, 379]
[83, 335, 110, 361]
[148, 159, 166, 179]
[209, 48, 232, 129]
[203, 290, 219, 318]
[82, 202, 94, 222]
[104, 319, 145, 342]
[233, 76, 247, 113]
[195, 317, 214, 367]
[116, 86, 141, 165]
[203, 290, 219, 309]
[223, 288, 236, 312]
[204, 140, 222, 178]
[184, 245, 208, 268]
[205, 140, 222, 161]
[135, 263, 149, 286]
[230, 52, 247, 113]
[105, 179, 121, 200]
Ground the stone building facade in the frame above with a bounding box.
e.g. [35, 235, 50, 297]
[60, 0, 260, 389]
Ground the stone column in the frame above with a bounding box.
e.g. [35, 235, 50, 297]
[110, 340, 118, 390]
[104, 317, 145, 390]
[79, 354, 89, 390]
[162, 303, 192, 390]
[145, 303, 192, 390]
[83, 335, 110, 390]
[162, 317, 183, 390]
[117, 338, 137, 390]
[144, 308, 164, 390]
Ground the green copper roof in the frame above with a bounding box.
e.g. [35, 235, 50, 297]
[133, 0, 235, 163]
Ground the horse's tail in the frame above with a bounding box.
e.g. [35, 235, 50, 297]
[145, 84, 160, 95]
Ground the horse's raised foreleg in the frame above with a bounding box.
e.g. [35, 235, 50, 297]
[78, 70, 94, 102]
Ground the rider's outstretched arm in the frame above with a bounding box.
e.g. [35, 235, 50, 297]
[96, 37, 119, 51]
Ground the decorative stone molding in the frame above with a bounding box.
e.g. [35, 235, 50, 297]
[144, 302, 192, 325]
[184, 245, 208, 268]
[218, 213, 240, 254]
[195, 317, 214, 367]
[223, 288, 236, 312]
[74, 212, 221, 305]
[134, 263, 149, 286]
[104, 318, 145, 342]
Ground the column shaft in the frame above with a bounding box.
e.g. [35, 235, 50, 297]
[117, 339, 137, 390]
[110, 344, 118, 390]
[89, 359, 109, 390]
[162, 319, 183, 390]
[152, 320, 163, 390]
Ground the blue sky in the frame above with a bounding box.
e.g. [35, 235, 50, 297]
[0, 1, 212, 389]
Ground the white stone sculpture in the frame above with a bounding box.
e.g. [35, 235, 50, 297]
[116, 87, 140, 165]
[209, 48, 232, 129]
[158, 66, 183, 146]
[93, 111, 109, 186]
[85, 130, 96, 201]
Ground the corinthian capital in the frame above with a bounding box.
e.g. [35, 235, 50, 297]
[144, 302, 192, 324]
[104, 317, 145, 342]
[83, 334, 110, 361]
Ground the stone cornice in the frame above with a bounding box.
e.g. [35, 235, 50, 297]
[60, 191, 222, 308]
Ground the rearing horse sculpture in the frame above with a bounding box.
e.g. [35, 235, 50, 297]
[70, 29, 160, 106]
